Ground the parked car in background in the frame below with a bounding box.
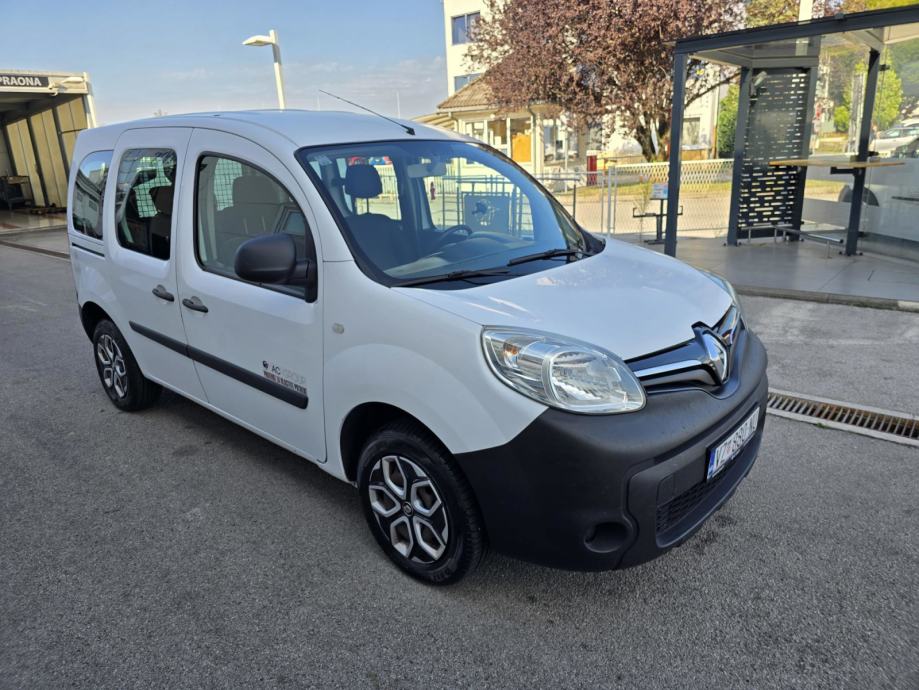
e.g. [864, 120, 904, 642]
[892, 136, 919, 158]
[67, 110, 768, 584]
[871, 125, 919, 157]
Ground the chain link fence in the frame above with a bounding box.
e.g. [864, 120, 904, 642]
[537, 159, 734, 241]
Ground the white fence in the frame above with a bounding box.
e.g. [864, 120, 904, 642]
[372, 158, 735, 241]
[537, 159, 734, 239]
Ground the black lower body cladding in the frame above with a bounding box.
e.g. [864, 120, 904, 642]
[455, 329, 768, 571]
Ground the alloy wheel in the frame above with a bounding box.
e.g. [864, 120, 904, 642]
[367, 455, 450, 563]
[96, 334, 128, 399]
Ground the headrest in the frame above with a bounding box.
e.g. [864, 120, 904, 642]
[150, 185, 174, 215]
[232, 175, 278, 204]
[344, 164, 382, 199]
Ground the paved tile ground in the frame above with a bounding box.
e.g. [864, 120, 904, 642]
[1, 243, 917, 689]
[0, 209, 66, 234]
[741, 294, 919, 414]
[648, 235, 919, 303]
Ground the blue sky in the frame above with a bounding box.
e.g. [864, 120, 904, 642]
[6, 0, 448, 124]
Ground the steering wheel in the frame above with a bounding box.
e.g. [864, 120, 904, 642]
[434, 224, 473, 249]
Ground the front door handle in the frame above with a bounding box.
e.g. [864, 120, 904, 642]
[181, 296, 209, 313]
[152, 284, 175, 302]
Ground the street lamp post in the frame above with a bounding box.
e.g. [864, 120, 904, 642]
[242, 29, 287, 109]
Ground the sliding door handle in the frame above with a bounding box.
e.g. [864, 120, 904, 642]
[152, 284, 175, 302]
[181, 296, 209, 313]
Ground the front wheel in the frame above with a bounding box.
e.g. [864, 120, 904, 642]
[358, 421, 486, 584]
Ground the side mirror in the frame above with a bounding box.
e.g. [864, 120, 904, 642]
[235, 233, 310, 285]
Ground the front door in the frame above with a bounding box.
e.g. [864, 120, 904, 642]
[107, 127, 207, 402]
[173, 128, 325, 461]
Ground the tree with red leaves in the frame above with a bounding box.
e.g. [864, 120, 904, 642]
[468, 0, 744, 161]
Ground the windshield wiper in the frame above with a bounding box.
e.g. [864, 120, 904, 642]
[506, 248, 587, 266]
[395, 268, 511, 287]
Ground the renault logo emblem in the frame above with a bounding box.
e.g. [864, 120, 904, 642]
[699, 330, 729, 384]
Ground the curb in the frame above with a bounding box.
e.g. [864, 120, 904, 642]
[0, 238, 69, 259]
[0, 224, 67, 237]
[736, 284, 919, 313]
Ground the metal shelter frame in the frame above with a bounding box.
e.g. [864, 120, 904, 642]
[664, 4, 919, 257]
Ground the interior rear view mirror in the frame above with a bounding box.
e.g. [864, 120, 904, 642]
[406, 161, 447, 178]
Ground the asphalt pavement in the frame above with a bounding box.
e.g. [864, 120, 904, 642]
[1, 245, 917, 688]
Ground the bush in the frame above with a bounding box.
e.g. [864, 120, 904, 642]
[834, 105, 850, 133]
[716, 84, 739, 158]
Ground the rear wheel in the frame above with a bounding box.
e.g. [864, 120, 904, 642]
[358, 421, 486, 584]
[92, 320, 161, 411]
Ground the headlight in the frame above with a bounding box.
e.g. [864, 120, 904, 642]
[481, 328, 645, 414]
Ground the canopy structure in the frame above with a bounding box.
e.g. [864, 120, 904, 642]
[665, 5, 919, 257]
[0, 70, 95, 209]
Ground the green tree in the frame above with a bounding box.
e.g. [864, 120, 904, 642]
[832, 64, 904, 133]
[468, 0, 743, 161]
[716, 84, 739, 157]
[874, 66, 904, 129]
[834, 105, 850, 132]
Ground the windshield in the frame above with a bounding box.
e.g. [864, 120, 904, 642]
[297, 140, 593, 286]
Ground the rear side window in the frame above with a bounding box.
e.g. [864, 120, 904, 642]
[72, 150, 112, 239]
[195, 155, 313, 297]
[115, 148, 177, 260]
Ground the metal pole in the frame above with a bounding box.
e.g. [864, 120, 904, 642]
[599, 172, 604, 233]
[572, 181, 577, 220]
[664, 52, 688, 257]
[605, 165, 613, 235]
[845, 48, 880, 256]
[606, 165, 619, 235]
[270, 29, 287, 110]
[726, 67, 752, 246]
[791, 62, 820, 234]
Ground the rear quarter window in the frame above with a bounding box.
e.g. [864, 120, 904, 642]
[72, 150, 113, 239]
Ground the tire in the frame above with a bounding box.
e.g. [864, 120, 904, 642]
[358, 420, 486, 585]
[92, 320, 161, 411]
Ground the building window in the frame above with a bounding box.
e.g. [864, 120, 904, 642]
[464, 120, 486, 143]
[488, 119, 508, 156]
[72, 150, 112, 239]
[451, 12, 480, 45]
[542, 120, 566, 163]
[683, 117, 702, 147]
[114, 148, 176, 260]
[453, 73, 482, 92]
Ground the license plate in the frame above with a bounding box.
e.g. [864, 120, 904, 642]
[707, 407, 760, 481]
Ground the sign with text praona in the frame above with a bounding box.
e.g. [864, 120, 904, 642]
[0, 74, 51, 89]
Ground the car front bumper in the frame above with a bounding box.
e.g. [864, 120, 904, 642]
[455, 328, 768, 571]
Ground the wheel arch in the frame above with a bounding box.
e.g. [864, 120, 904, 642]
[838, 185, 880, 206]
[340, 402, 448, 483]
[80, 301, 113, 340]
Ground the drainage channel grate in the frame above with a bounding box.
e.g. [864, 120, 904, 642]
[767, 389, 919, 448]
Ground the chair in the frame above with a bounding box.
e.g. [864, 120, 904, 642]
[0, 178, 27, 211]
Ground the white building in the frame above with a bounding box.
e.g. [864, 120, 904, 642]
[436, 0, 723, 171]
[443, 0, 485, 96]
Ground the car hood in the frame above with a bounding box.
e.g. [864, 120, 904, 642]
[397, 239, 733, 361]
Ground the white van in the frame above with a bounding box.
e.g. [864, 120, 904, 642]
[67, 111, 767, 584]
